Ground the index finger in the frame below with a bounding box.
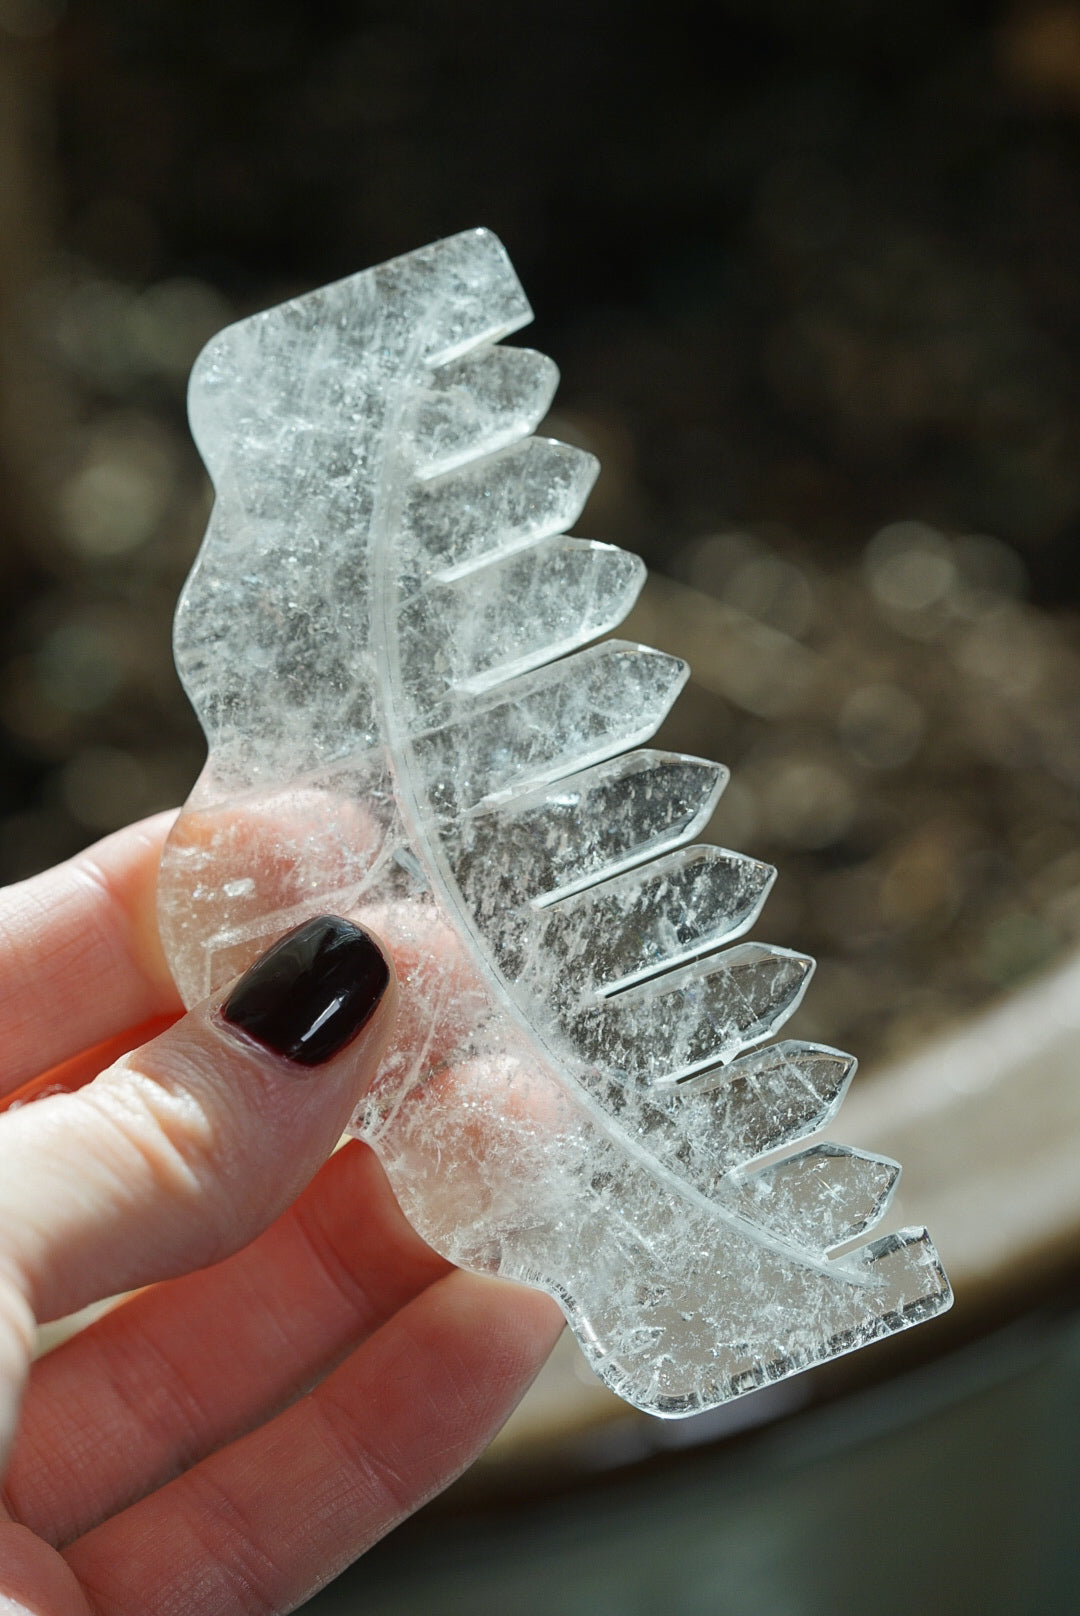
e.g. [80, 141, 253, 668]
[0, 814, 180, 1098]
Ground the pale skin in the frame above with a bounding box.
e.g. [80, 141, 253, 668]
[0, 812, 564, 1614]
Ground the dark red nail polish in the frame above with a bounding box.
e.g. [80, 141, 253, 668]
[221, 916, 390, 1067]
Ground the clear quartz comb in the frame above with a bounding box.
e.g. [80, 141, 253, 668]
[158, 229, 952, 1417]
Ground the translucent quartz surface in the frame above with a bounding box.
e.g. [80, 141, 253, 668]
[158, 229, 952, 1416]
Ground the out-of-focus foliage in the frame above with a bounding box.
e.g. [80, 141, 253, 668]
[1, 0, 1079, 1072]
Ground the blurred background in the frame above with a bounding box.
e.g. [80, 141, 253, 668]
[3, 1, 1080, 1610]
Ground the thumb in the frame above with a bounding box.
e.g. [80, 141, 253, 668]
[0, 916, 395, 1460]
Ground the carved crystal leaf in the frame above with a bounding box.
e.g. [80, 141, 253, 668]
[157, 229, 952, 1417]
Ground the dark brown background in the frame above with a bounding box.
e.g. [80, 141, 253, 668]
[4, 6, 1080, 1612]
[2, 0, 1080, 1076]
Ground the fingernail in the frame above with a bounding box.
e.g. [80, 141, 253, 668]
[221, 916, 390, 1067]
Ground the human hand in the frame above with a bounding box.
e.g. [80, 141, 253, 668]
[0, 814, 563, 1614]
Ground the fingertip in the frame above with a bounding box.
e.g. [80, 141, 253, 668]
[217, 915, 395, 1072]
[416, 1271, 566, 1415]
[460, 1271, 567, 1353]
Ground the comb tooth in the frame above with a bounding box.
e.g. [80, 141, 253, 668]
[729, 1144, 900, 1256]
[411, 346, 559, 479]
[447, 539, 646, 694]
[671, 1041, 857, 1165]
[398, 538, 645, 717]
[573, 1042, 859, 1199]
[566, 943, 814, 1085]
[413, 642, 687, 817]
[406, 226, 534, 366]
[529, 845, 774, 997]
[830, 1226, 951, 1316]
[402, 437, 598, 578]
[445, 749, 726, 919]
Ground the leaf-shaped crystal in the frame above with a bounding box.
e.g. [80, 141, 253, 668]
[158, 229, 951, 1417]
